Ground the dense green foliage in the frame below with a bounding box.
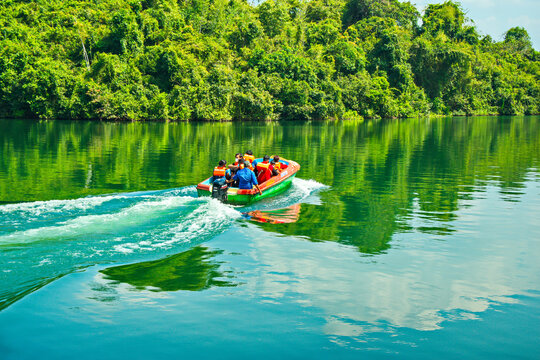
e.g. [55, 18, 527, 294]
[0, 0, 538, 120]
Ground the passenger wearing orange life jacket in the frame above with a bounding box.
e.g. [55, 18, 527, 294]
[271, 155, 282, 176]
[236, 152, 254, 171]
[212, 160, 231, 186]
[244, 150, 255, 164]
[256, 155, 274, 184]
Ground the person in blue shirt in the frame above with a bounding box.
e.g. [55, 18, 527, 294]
[229, 160, 262, 195]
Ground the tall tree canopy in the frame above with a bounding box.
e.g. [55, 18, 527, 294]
[0, 0, 538, 120]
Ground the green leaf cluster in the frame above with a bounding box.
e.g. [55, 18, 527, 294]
[0, 0, 538, 120]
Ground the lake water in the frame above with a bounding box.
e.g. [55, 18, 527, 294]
[0, 117, 539, 359]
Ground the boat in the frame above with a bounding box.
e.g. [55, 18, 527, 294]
[196, 158, 300, 205]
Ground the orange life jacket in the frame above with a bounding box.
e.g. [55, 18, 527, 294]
[244, 154, 255, 163]
[256, 162, 270, 175]
[213, 166, 226, 177]
[234, 160, 249, 169]
[273, 162, 282, 171]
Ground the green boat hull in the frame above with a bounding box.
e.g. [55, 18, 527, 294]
[197, 174, 296, 205]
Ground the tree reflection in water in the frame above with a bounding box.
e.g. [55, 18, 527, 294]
[100, 246, 236, 292]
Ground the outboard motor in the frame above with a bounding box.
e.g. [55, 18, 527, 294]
[211, 178, 228, 202]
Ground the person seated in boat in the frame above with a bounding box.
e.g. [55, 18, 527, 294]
[270, 155, 282, 176]
[211, 160, 230, 187]
[239, 153, 255, 171]
[244, 150, 255, 164]
[256, 155, 274, 184]
[229, 160, 262, 195]
[229, 153, 243, 169]
[246, 159, 254, 171]
[229, 154, 253, 177]
[228, 155, 243, 187]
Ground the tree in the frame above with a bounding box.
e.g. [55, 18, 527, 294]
[342, 0, 419, 29]
[257, 0, 288, 38]
[421, 1, 465, 39]
[504, 27, 533, 54]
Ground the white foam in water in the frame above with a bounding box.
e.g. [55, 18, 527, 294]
[0, 195, 196, 245]
[0, 194, 125, 215]
[164, 186, 198, 197]
[114, 179, 327, 253]
[293, 178, 328, 196]
[162, 198, 241, 246]
[113, 242, 144, 254]
[251, 178, 328, 210]
[0, 186, 197, 218]
[37, 258, 52, 266]
[114, 198, 242, 253]
[0, 181, 324, 259]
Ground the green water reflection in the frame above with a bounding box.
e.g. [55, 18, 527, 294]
[1, 117, 539, 257]
[100, 246, 235, 292]
[1, 117, 539, 358]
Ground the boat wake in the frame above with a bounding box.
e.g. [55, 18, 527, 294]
[0, 178, 327, 310]
[242, 178, 328, 212]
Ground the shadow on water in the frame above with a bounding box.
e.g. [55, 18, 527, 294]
[100, 246, 236, 292]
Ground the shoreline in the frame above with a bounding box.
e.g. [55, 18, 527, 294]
[1, 113, 538, 124]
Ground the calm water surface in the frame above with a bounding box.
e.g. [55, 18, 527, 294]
[0, 117, 539, 358]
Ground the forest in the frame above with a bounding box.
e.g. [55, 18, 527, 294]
[0, 0, 538, 121]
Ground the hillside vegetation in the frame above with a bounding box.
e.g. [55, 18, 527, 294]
[0, 0, 538, 121]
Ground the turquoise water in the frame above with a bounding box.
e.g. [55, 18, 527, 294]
[0, 117, 539, 358]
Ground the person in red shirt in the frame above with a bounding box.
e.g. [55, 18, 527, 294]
[256, 155, 274, 184]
